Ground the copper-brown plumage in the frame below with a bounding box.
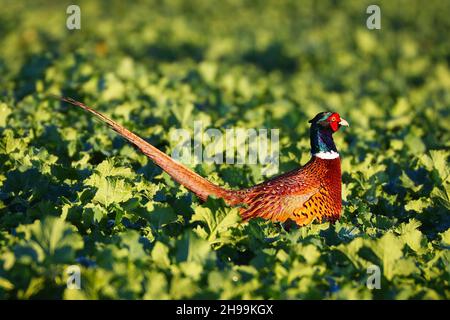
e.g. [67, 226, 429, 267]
[236, 156, 342, 225]
[57, 97, 348, 227]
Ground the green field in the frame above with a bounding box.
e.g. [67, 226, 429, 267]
[0, 0, 449, 299]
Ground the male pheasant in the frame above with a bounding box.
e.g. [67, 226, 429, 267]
[58, 97, 349, 226]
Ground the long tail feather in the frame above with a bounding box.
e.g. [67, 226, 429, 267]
[57, 96, 236, 203]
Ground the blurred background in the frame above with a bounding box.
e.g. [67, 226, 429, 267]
[0, 0, 449, 299]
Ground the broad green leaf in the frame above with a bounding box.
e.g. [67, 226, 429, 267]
[0, 277, 14, 290]
[396, 219, 425, 253]
[121, 231, 146, 261]
[431, 185, 450, 210]
[405, 199, 430, 212]
[0, 103, 11, 127]
[92, 177, 133, 207]
[336, 237, 366, 270]
[190, 197, 241, 245]
[18, 277, 46, 299]
[143, 271, 169, 299]
[176, 231, 215, 264]
[369, 233, 404, 281]
[420, 150, 449, 183]
[296, 244, 321, 264]
[26, 217, 83, 264]
[85, 159, 135, 186]
[151, 242, 171, 268]
[440, 229, 450, 246]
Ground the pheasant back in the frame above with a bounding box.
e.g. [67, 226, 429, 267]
[236, 157, 342, 226]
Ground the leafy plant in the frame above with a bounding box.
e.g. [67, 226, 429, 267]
[0, 0, 449, 300]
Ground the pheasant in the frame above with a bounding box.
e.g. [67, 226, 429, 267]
[58, 97, 349, 226]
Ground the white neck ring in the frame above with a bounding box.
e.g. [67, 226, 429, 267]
[312, 151, 340, 159]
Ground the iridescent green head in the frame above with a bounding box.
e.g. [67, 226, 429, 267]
[309, 112, 349, 155]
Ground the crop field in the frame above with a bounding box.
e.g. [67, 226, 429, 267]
[0, 0, 449, 300]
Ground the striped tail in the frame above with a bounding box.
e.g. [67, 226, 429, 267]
[57, 96, 237, 203]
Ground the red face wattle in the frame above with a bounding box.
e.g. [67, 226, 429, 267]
[310, 111, 349, 132]
[328, 113, 341, 132]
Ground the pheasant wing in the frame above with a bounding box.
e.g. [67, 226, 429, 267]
[239, 166, 322, 223]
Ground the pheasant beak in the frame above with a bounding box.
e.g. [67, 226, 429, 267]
[339, 118, 349, 127]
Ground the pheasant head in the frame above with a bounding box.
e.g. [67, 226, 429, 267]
[309, 112, 349, 158]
